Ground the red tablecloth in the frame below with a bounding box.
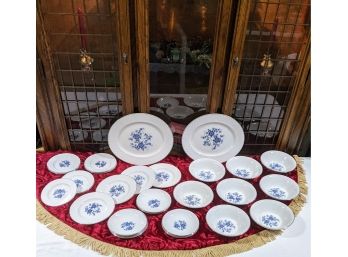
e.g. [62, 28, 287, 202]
[36, 150, 298, 251]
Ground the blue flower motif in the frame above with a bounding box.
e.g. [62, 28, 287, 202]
[59, 160, 70, 167]
[198, 170, 214, 181]
[184, 194, 201, 206]
[129, 128, 153, 151]
[261, 214, 280, 228]
[109, 184, 125, 198]
[84, 202, 102, 216]
[155, 171, 170, 182]
[73, 179, 84, 189]
[148, 199, 160, 208]
[53, 188, 66, 199]
[174, 220, 187, 231]
[95, 160, 107, 168]
[133, 175, 145, 186]
[226, 192, 243, 203]
[201, 128, 224, 150]
[121, 221, 135, 231]
[217, 219, 236, 233]
[235, 169, 250, 178]
[268, 187, 286, 199]
[269, 162, 284, 172]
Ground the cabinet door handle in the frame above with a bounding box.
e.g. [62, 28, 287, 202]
[232, 56, 239, 65]
[122, 52, 128, 64]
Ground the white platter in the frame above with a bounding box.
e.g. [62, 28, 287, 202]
[84, 153, 117, 173]
[216, 178, 257, 205]
[80, 118, 106, 129]
[122, 166, 156, 194]
[226, 156, 263, 179]
[260, 150, 297, 173]
[62, 170, 95, 193]
[149, 163, 182, 188]
[136, 188, 171, 214]
[173, 181, 214, 208]
[96, 175, 137, 204]
[182, 114, 244, 162]
[69, 192, 115, 225]
[108, 113, 174, 165]
[107, 208, 148, 238]
[156, 97, 179, 108]
[206, 204, 251, 237]
[259, 174, 299, 201]
[47, 153, 81, 174]
[162, 209, 199, 238]
[98, 105, 122, 116]
[41, 178, 77, 207]
[183, 95, 207, 108]
[92, 129, 109, 142]
[166, 106, 194, 119]
[69, 129, 88, 142]
[189, 158, 225, 182]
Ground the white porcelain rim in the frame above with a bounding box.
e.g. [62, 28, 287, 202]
[189, 158, 226, 182]
[216, 178, 257, 205]
[84, 153, 117, 173]
[122, 166, 156, 194]
[226, 156, 263, 179]
[149, 163, 182, 188]
[136, 188, 172, 214]
[259, 174, 300, 200]
[47, 153, 81, 174]
[62, 170, 95, 193]
[260, 150, 297, 173]
[41, 178, 77, 207]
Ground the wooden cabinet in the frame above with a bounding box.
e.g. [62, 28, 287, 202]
[37, 0, 310, 155]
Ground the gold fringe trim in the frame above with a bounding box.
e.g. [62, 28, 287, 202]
[37, 155, 308, 257]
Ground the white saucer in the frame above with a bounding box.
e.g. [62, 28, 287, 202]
[80, 118, 106, 129]
[41, 178, 77, 207]
[84, 153, 117, 173]
[69, 129, 88, 142]
[260, 150, 297, 173]
[69, 192, 115, 225]
[162, 209, 199, 238]
[122, 166, 155, 194]
[166, 106, 194, 119]
[183, 95, 207, 108]
[47, 153, 81, 174]
[62, 170, 95, 193]
[259, 174, 299, 200]
[156, 97, 179, 108]
[173, 181, 214, 208]
[92, 129, 109, 142]
[96, 175, 137, 204]
[216, 178, 257, 205]
[98, 105, 122, 116]
[189, 158, 225, 182]
[107, 208, 148, 238]
[226, 156, 263, 179]
[149, 163, 182, 188]
[136, 188, 171, 214]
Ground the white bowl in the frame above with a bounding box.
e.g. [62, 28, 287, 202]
[122, 166, 156, 194]
[173, 181, 214, 208]
[107, 208, 147, 238]
[216, 178, 257, 205]
[189, 158, 226, 182]
[47, 153, 81, 174]
[84, 153, 117, 173]
[226, 156, 263, 179]
[162, 209, 199, 238]
[250, 199, 295, 230]
[63, 170, 95, 193]
[136, 188, 172, 214]
[206, 204, 251, 237]
[259, 174, 299, 200]
[260, 150, 296, 173]
[41, 178, 77, 207]
[166, 106, 194, 119]
[149, 163, 182, 188]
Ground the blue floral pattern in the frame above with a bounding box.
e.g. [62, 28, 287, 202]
[184, 194, 201, 207]
[53, 188, 66, 199]
[269, 162, 284, 172]
[95, 160, 107, 168]
[217, 219, 236, 233]
[235, 169, 251, 178]
[84, 202, 102, 216]
[201, 128, 224, 150]
[174, 220, 187, 231]
[133, 175, 145, 186]
[109, 184, 125, 198]
[155, 171, 170, 182]
[226, 192, 243, 204]
[121, 221, 135, 231]
[73, 179, 84, 189]
[148, 199, 160, 208]
[59, 160, 70, 168]
[198, 170, 214, 181]
[129, 128, 153, 151]
[261, 214, 280, 228]
[268, 187, 286, 199]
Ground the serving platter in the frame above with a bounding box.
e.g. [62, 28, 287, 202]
[108, 113, 174, 165]
[182, 114, 244, 162]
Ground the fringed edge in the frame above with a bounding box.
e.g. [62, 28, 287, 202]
[37, 156, 308, 257]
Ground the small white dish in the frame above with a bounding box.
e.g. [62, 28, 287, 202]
[62, 170, 95, 193]
[162, 209, 199, 238]
[136, 189, 171, 214]
[96, 175, 137, 204]
[107, 208, 147, 238]
[150, 107, 164, 114]
[250, 199, 294, 230]
[69, 129, 88, 142]
[47, 153, 81, 174]
[166, 105, 194, 119]
[92, 129, 109, 142]
[189, 158, 225, 182]
[84, 153, 117, 173]
[71, 112, 97, 122]
[69, 192, 115, 225]
[216, 178, 257, 205]
[98, 105, 122, 116]
[122, 166, 156, 194]
[206, 204, 251, 237]
[183, 95, 207, 108]
[173, 181, 214, 208]
[156, 97, 179, 108]
[80, 118, 106, 129]
[41, 178, 77, 207]
[260, 150, 296, 173]
[226, 156, 263, 179]
[149, 163, 182, 188]
[259, 174, 299, 200]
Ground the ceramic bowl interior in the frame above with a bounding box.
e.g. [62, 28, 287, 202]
[189, 158, 226, 182]
[206, 204, 250, 237]
[250, 199, 294, 230]
[162, 209, 199, 238]
[136, 188, 172, 214]
[173, 181, 214, 208]
[226, 156, 263, 179]
[216, 178, 257, 205]
[260, 150, 296, 173]
[259, 174, 299, 200]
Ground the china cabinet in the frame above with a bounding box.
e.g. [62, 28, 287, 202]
[37, 0, 310, 155]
